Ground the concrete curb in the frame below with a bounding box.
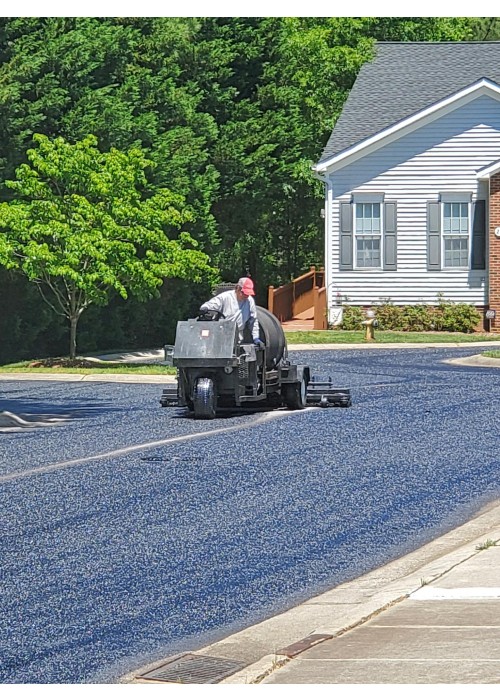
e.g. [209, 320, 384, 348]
[287, 341, 500, 350]
[1, 344, 500, 384]
[0, 372, 176, 384]
[445, 354, 500, 367]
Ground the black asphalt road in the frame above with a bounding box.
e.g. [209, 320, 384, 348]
[1, 347, 500, 683]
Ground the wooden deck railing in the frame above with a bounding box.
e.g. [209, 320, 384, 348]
[268, 266, 326, 330]
[313, 285, 327, 330]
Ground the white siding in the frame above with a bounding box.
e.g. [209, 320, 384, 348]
[327, 94, 499, 307]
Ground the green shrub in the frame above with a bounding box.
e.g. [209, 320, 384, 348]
[437, 302, 481, 333]
[341, 304, 365, 330]
[401, 304, 434, 331]
[338, 296, 481, 334]
[373, 300, 404, 330]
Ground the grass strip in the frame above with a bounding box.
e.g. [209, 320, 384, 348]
[482, 349, 500, 358]
[284, 330, 500, 344]
[0, 361, 177, 376]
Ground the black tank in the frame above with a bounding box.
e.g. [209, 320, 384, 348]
[256, 306, 287, 370]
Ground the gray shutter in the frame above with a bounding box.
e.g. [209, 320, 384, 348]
[471, 199, 486, 270]
[339, 202, 353, 270]
[383, 201, 397, 270]
[427, 201, 441, 271]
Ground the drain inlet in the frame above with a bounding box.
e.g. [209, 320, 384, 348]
[138, 653, 246, 684]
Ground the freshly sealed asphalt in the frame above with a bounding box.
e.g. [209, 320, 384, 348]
[1, 346, 500, 683]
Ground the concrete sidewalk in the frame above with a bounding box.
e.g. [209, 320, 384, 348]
[225, 501, 500, 684]
[127, 499, 500, 685]
[261, 536, 500, 684]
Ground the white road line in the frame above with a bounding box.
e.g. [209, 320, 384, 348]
[0, 408, 306, 485]
[411, 587, 500, 600]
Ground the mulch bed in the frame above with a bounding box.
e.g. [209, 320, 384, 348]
[27, 357, 104, 369]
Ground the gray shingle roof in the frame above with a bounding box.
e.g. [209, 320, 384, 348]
[317, 41, 500, 166]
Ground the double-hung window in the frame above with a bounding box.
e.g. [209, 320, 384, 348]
[355, 202, 382, 268]
[339, 193, 397, 272]
[427, 193, 478, 272]
[442, 201, 469, 268]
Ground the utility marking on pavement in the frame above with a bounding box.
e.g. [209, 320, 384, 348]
[410, 587, 500, 600]
[0, 408, 305, 485]
[277, 633, 333, 658]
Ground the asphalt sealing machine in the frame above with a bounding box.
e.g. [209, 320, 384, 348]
[160, 306, 351, 419]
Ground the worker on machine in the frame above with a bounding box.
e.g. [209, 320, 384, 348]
[199, 277, 265, 349]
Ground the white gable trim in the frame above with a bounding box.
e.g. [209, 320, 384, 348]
[477, 158, 500, 179]
[314, 78, 500, 175]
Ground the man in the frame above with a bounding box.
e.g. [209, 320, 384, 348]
[199, 277, 264, 347]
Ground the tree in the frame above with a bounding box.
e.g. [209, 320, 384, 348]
[193, 17, 478, 294]
[0, 133, 217, 358]
[0, 18, 221, 249]
[0, 17, 487, 354]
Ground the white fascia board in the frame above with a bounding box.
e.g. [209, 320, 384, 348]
[314, 78, 500, 175]
[477, 158, 500, 179]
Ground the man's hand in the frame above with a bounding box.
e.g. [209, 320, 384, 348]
[198, 309, 221, 321]
[254, 339, 265, 350]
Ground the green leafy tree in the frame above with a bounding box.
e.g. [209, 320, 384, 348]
[0, 17, 220, 248]
[0, 16, 488, 354]
[193, 17, 477, 294]
[468, 17, 500, 40]
[0, 133, 216, 358]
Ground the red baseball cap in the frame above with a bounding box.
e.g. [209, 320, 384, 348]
[237, 277, 255, 296]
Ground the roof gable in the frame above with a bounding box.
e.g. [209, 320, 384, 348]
[477, 158, 500, 179]
[316, 41, 500, 171]
[315, 78, 500, 173]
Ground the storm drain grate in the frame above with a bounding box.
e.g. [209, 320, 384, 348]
[139, 653, 246, 684]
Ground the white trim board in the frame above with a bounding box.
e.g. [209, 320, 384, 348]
[315, 79, 500, 175]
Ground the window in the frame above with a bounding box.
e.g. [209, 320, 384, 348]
[355, 203, 382, 268]
[442, 202, 469, 268]
[339, 196, 396, 272]
[427, 194, 477, 272]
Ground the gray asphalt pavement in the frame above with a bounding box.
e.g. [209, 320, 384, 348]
[1, 344, 500, 684]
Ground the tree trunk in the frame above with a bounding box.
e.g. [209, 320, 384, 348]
[69, 314, 78, 360]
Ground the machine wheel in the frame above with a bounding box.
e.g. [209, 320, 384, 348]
[193, 377, 217, 419]
[283, 375, 307, 410]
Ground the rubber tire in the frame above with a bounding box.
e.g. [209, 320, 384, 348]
[283, 375, 307, 410]
[193, 377, 217, 419]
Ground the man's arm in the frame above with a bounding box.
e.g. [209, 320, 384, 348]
[199, 295, 223, 314]
[248, 299, 261, 341]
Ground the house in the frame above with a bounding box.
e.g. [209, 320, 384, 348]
[313, 41, 500, 331]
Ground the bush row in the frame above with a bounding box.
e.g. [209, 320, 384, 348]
[340, 296, 482, 334]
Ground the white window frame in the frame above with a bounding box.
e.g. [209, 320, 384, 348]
[441, 199, 471, 270]
[354, 201, 383, 270]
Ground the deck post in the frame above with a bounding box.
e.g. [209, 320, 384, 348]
[268, 285, 274, 313]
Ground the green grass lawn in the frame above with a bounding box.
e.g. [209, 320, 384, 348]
[482, 349, 500, 358]
[284, 330, 500, 344]
[0, 360, 177, 375]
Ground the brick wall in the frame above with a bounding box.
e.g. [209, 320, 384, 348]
[489, 174, 500, 332]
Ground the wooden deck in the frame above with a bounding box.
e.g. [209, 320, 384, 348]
[280, 308, 314, 332]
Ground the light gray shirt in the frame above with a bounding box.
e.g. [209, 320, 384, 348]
[200, 290, 260, 342]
